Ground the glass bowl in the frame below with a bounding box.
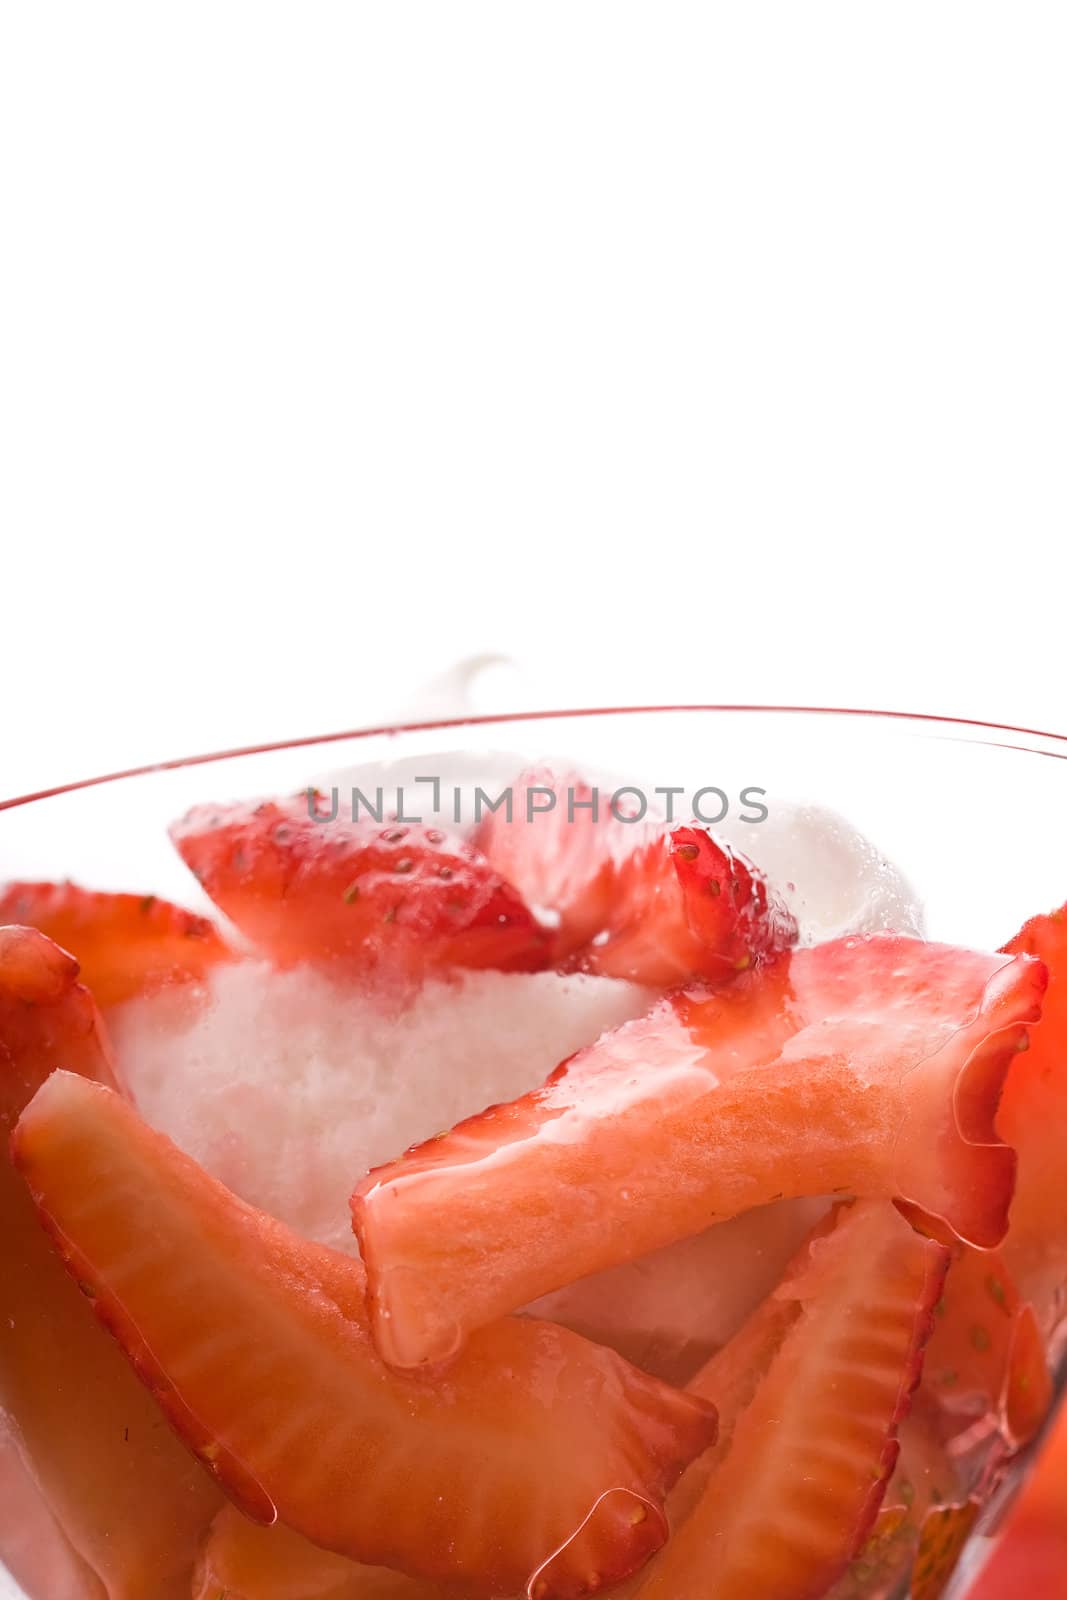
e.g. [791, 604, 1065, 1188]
[1, 706, 1065, 1600]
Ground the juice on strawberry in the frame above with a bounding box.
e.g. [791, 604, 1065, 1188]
[0, 770, 1063, 1600]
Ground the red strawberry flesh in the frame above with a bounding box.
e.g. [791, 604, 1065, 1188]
[353, 934, 1043, 1367]
[998, 900, 1067, 1345]
[824, 1404, 966, 1600]
[0, 924, 122, 1100]
[923, 1243, 1052, 1449]
[170, 796, 551, 980]
[631, 1200, 949, 1600]
[12, 1069, 716, 1599]
[473, 769, 797, 984]
[0, 926, 221, 1598]
[0, 881, 233, 1008]
[472, 768, 624, 958]
[577, 824, 797, 987]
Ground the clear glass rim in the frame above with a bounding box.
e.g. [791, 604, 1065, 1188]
[4, 702, 1067, 812]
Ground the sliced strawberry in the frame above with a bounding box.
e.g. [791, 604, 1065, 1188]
[13, 1071, 716, 1599]
[194, 1505, 456, 1599]
[662, 1238, 809, 1533]
[629, 1200, 948, 1599]
[679, 1221, 958, 1587]
[524, 1197, 828, 1384]
[0, 923, 121, 1098]
[0, 927, 221, 1599]
[998, 901, 1067, 1344]
[826, 1405, 966, 1600]
[472, 767, 625, 958]
[353, 934, 1043, 1367]
[684, 1250, 969, 1600]
[923, 1244, 1053, 1449]
[473, 770, 797, 984]
[170, 795, 550, 981]
[0, 880, 234, 1007]
[572, 824, 797, 986]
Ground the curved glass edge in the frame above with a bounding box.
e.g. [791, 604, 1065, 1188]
[4, 704, 1067, 811]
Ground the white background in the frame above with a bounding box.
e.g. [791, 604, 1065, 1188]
[2, 4, 1065, 800]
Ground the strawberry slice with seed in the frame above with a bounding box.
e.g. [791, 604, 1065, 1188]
[353, 934, 1043, 1367]
[923, 1244, 1052, 1448]
[826, 1405, 966, 1600]
[0, 926, 221, 1599]
[577, 824, 797, 986]
[630, 1201, 948, 1600]
[0, 923, 122, 1092]
[998, 900, 1067, 1345]
[13, 1070, 716, 1599]
[0, 880, 234, 1007]
[170, 796, 550, 981]
[474, 770, 796, 983]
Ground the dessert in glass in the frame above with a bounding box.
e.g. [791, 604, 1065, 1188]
[0, 707, 1064, 1600]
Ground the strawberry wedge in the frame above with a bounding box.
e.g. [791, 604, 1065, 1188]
[194, 1505, 455, 1600]
[170, 795, 550, 980]
[631, 1201, 948, 1600]
[923, 1244, 1052, 1448]
[353, 934, 1044, 1367]
[998, 900, 1067, 1344]
[826, 1406, 965, 1600]
[0, 927, 222, 1599]
[474, 769, 797, 984]
[576, 824, 797, 987]
[0, 880, 233, 1007]
[473, 768, 622, 959]
[0, 923, 123, 1092]
[12, 1071, 716, 1599]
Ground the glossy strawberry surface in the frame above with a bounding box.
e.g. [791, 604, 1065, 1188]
[474, 769, 796, 983]
[354, 935, 1043, 1367]
[171, 796, 550, 981]
[0, 927, 221, 1599]
[13, 1070, 716, 1598]
[999, 901, 1067, 1345]
[632, 1201, 948, 1599]
[924, 1244, 1052, 1449]
[0, 880, 233, 1007]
